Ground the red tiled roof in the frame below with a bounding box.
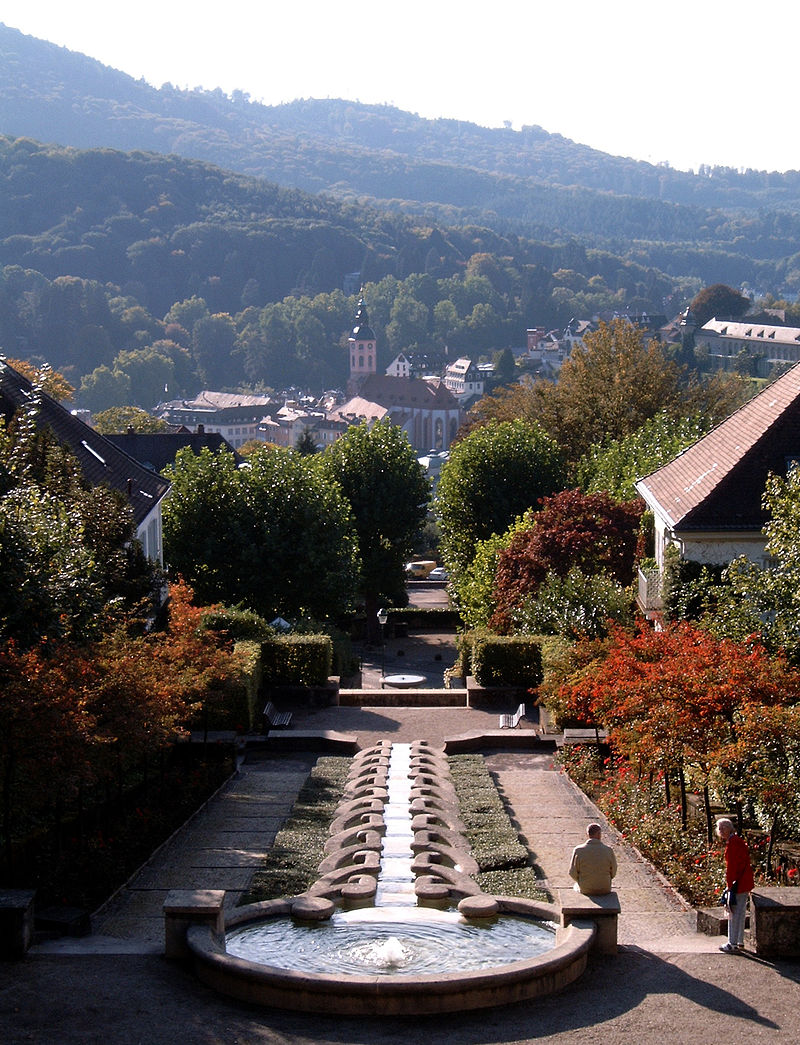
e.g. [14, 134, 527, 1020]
[357, 374, 458, 409]
[636, 362, 800, 531]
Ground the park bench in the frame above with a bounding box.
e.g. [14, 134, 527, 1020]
[499, 703, 525, 729]
[263, 700, 292, 730]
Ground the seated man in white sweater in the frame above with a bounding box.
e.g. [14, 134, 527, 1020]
[569, 823, 617, 895]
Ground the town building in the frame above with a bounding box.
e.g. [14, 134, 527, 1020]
[156, 391, 276, 449]
[0, 360, 169, 564]
[336, 299, 464, 451]
[694, 318, 800, 377]
[634, 361, 800, 615]
[443, 357, 485, 404]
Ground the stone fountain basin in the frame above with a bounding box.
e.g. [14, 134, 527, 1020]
[186, 897, 595, 1016]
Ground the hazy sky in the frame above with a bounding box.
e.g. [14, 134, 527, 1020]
[3, 1, 799, 174]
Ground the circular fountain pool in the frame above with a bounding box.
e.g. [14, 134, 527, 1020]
[187, 897, 594, 1015]
[225, 906, 556, 976]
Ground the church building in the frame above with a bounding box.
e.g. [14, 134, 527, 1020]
[335, 298, 464, 451]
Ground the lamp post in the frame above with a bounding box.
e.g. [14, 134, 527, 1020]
[377, 607, 388, 681]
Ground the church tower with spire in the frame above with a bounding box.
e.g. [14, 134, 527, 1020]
[347, 297, 377, 395]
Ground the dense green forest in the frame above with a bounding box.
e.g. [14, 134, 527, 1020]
[2, 22, 800, 409]
[0, 136, 697, 406]
[4, 22, 800, 284]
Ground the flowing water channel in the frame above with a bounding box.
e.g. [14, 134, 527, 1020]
[226, 742, 554, 975]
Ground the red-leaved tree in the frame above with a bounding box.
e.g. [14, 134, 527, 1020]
[490, 489, 644, 631]
[557, 622, 800, 839]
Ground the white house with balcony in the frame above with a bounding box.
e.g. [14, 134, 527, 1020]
[634, 361, 800, 616]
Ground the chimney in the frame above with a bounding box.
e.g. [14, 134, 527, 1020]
[197, 423, 205, 435]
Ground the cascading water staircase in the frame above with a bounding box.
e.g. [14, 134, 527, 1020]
[192, 740, 593, 1014]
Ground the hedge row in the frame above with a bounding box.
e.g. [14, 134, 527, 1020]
[260, 634, 333, 686]
[191, 635, 333, 732]
[453, 630, 543, 687]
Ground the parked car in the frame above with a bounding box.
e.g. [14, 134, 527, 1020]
[428, 566, 449, 581]
[405, 560, 437, 578]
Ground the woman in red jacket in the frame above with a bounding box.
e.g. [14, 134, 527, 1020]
[716, 817, 755, 953]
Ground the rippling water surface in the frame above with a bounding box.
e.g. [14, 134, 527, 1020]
[226, 912, 555, 976]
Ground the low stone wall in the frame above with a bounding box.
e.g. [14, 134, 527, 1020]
[255, 730, 359, 754]
[338, 688, 468, 707]
[262, 680, 339, 710]
[751, 887, 800, 958]
[0, 889, 36, 960]
[466, 678, 531, 710]
[445, 730, 552, 754]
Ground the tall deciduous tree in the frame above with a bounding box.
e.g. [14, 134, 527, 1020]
[93, 406, 169, 434]
[435, 418, 564, 592]
[320, 419, 430, 639]
[529, 319, 686, 464]
[163, 445, 358, 620]
[689, 283, 751, 327]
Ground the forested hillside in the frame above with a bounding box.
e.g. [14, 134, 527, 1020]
[3, 22, 800, 412]
[3, 22, 800, 295]
[0, 136, 697, 407]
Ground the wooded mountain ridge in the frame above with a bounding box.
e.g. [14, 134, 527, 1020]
[3, 22, 800, 410]
[3, 21, 800, 298]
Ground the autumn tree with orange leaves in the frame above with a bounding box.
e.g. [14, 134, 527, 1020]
[0, 579, 236, 874]
[556, 622, 800, 844]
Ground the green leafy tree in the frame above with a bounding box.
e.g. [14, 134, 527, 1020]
[161, 447, 246, 607]
[491, 347, 516, 388]
[704, 464, 800, 662]
[192, 312, 238, 387]
[112, 346, 176, 409]
[435, 418, 564, 596]
[513, 566, 634, 639]
[163, 446, 357, 620]
[457, 513, 535, 630]
[577, 410, 715, 500]
[93, 407, 169, 434]
[244, 448, 358, 620]
[295, 426, 319, 455]
[689, 284, 751, 327]
[78, 365, 132, 412]
[385, 293, 429, 354]
[320, 419, 430, 639]
[0, 411, 160, 647]
[530, 319, 686, 465]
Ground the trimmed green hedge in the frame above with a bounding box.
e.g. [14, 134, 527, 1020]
[472, 635, 543, 687]
[188, 639, 263, 732]
[260, 634, 333, 686]
[448, 754, 547, 899]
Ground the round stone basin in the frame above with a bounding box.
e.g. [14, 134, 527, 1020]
[382, 674, 426, 688]
[187, 897, 595, 1016]
[226, 906, 555, 976]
